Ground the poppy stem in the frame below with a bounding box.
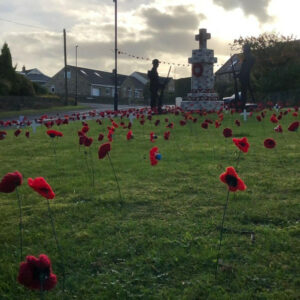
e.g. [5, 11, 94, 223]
[89, 149, 95, 188]
[39, 274, 44, 300]
[108, 153, 123, 205]
[236, 150, 241, 172]
[46, 199, 65, 291]
[215, 189, 230, 278]
[15, 188, 23, 261]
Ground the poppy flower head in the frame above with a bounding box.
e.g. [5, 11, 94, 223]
[149, 146, 159, 166]
[232, 137, 250, 153]
[256, 115, 262, 122]
[220, 166, 247, 192]
[28, 177, 55, 199]
[18, 254, 57, 291]
[166, 122, 174, 129]
[14, 129, 21, 137]
[107, 130, 113, 142]
[270, 114, 278, 123]
[215, 120, 221, 128]
[25, 131, 30, 138]
[98, 143, 111, 159]
[155, 120, 160, 126]
[98, 133, 104, 141]
[288, 121, 299, 132]
[274, 124, 283, 133]
[235, 119, 241, 127]
[264, 138, 276, 149]
[201, 122, 208, 129]
[164, 131, 170, 140]
[47, 130, 63, 138]
[84, 137, 93, 147]
[0, 171, 23, 193]
[150, 132, 157, 143]
[126, 130, 133, 140]
[180, 120, 186, 126]
[0, 131, 7, 140]
[223, 128, 232, 138]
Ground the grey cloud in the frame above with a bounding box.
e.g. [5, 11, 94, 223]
[138, 5, 205, 32]
[212, 0, 272, 22]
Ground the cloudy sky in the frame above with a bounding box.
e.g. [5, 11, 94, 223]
[0, 0, 299, 79]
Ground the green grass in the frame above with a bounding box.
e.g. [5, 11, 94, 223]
[0, 110, 299, 299]
[0, 105, 87, 119]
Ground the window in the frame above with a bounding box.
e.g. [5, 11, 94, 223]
[91, 87, 100, 97]
[127, 87, 132, 97]
[105, 87, 111, 96]
[50, 86, 55, 93]
[134, 90, 140, 98]
[63, 71, 71, 79]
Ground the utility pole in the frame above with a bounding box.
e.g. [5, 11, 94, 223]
[113, 0, 118, 111]
[63, 29, 68, 106]
[75, 45, 78, 106]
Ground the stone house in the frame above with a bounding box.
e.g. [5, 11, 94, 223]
[19, 66, 50, 87]
[47, 65, 127, 100]
[215, 54, 242, 85]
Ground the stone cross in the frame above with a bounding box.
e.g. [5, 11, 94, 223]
[195, 28, 211, 49]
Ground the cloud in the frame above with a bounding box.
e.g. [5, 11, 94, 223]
[212, 0, 273, 22]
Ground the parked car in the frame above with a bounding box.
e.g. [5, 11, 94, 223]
[245, 103, 258, 111]
[222, 92, 241, 104]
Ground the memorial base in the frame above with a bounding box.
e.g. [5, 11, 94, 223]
[180, 100, 224, 111]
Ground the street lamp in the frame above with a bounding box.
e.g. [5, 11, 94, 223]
[75, 45, 78, 106]
[113, 0, 118, 111]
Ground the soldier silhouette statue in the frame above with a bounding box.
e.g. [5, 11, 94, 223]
[148, 59, 164, 113]
[236, 44, 256, 108]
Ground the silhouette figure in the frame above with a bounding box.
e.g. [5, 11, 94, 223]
[238, 44, 255, 108]
[148, 59, 164, 112]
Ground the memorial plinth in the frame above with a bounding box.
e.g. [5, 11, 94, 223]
[181, 28, 223, 111]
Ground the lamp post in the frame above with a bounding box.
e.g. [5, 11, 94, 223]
[113, 0, 118, 111]
[75, 45, 78, 106]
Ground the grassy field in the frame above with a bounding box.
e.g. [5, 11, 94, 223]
[0, 105, 87, 119]
[0, 109, 299, 299]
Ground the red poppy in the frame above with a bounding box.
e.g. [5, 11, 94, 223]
[128, 122, 132, 129]
[28, 177, 55, 199]
[201, 122, 208, 129]
[140, 120, 145, 125]
[14, 129, 21, 137]
[107, 130, 113, 142]
[292, 112, 298, 117]
[235, 119, 241, 127]
[166, 122, 174, 129]
[232, 137, 250, 153]
[149, 146, 159, 166]
[126, 130, 133, 140]
[220, 166, 247, 192]
[223, 128, 232, 138]
[180, 120, 186, 126]
[274, 124, 283, 133]
[155, 120, 160, 126]
[98, 133, 104, 141]
[264, 138, 276, 149]
[215, 120, 221, 128]
[150, 132, 157, 142]
[98, 143, 111, 159]
[193, 118, 198, 123]
[164, 131, 170, 140]
[0, 171, 23, 193]
[270, 114, 278, 123]
[82, 126, 89, 133]
[79, 135, 86, 145]
[84, 137, 93, 147]
[288, 121, 299, 132]
[46, 130, 63, 138]
[25, 131, 30, 138]
[0, 130, 7, 140]
[18, 254, 57, 291]
[165, 118, 169, 123]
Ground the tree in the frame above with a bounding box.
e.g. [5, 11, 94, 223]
[230, 33, 300, 100]
[0, 42, 35, 96]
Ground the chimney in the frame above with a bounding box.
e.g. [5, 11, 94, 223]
[22, 65, 26, 72]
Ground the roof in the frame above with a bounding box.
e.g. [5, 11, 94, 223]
[215, 54, 242, 75]
[126, 76, 145, 90]
[19, 68, 51, 83]
[68, 65, 127, 86]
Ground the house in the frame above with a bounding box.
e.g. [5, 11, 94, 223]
[47, 65, 128, 100]
[120, 71, 175, 102]
[19, 66, 51, 86]
[215, 54, 242, 85]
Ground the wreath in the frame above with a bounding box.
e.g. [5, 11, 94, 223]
[192, 63, 203, 77]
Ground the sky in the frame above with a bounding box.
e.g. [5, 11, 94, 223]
[0, 0, 299, 79]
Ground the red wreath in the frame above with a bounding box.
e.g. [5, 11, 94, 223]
[192, 63, 203, 77]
